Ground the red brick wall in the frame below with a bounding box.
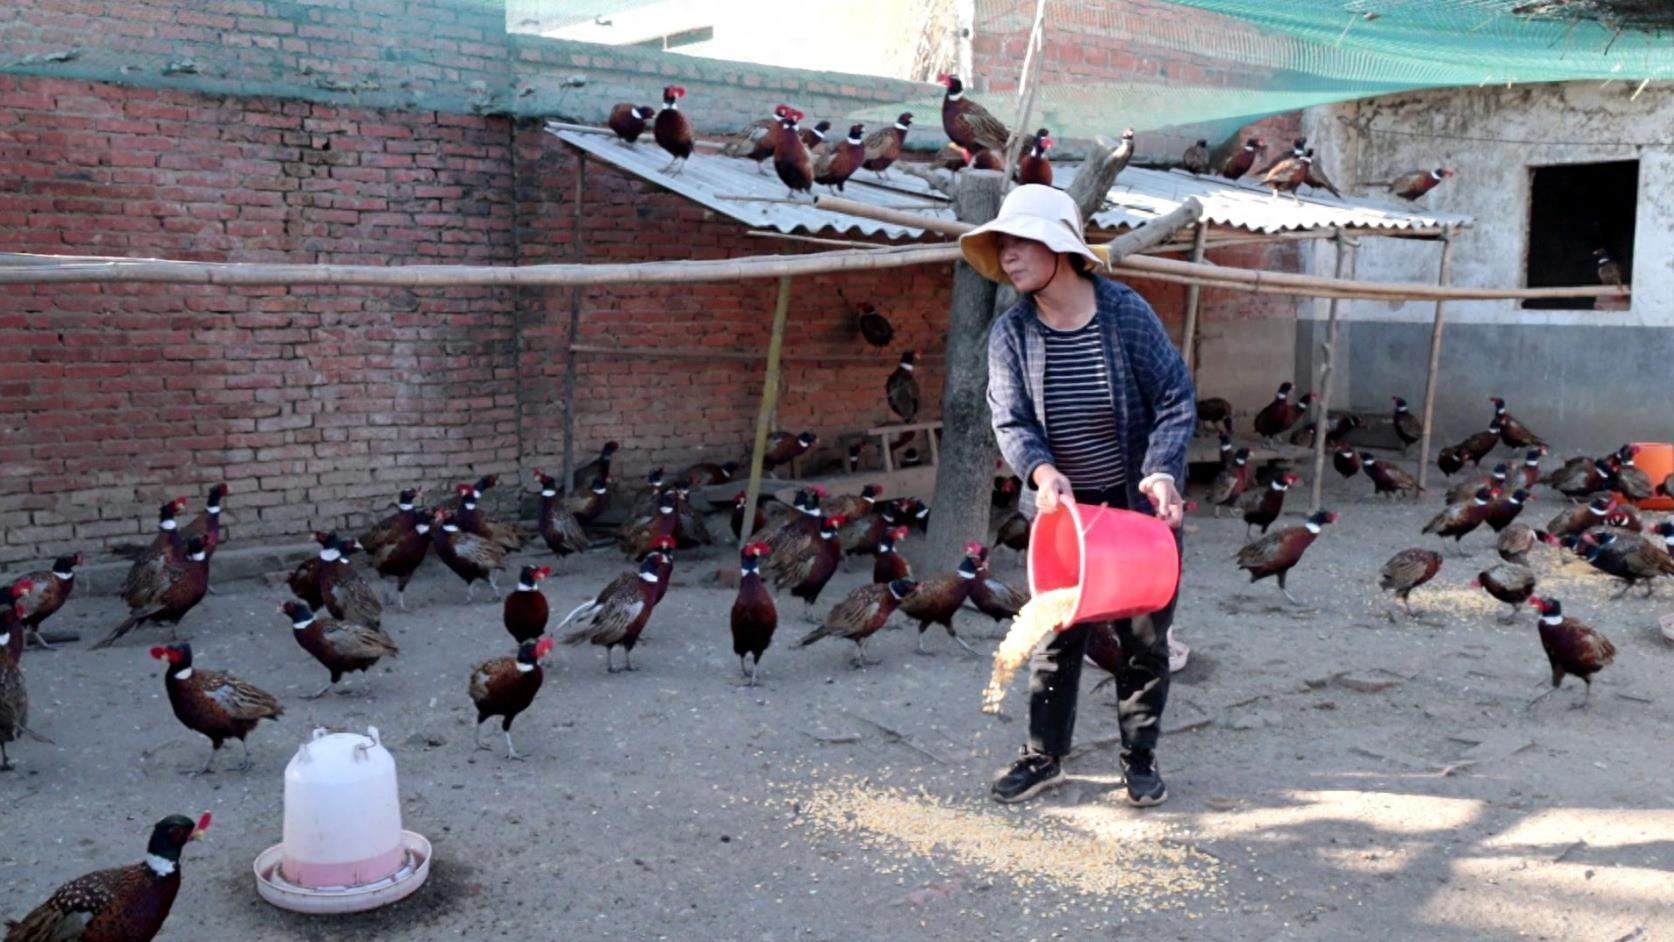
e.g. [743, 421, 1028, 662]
[972, 0, 1295, 98]
[0, 75, 520, 564]
[972, 0, 1308, 378]
[0, 74, 953, 565]
[512, 131, 950, 487]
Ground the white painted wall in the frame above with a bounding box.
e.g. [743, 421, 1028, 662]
[530, 0, 947, 81]
[1301, 80, 1672, 328]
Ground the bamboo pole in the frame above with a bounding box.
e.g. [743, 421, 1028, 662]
[1180, 223, 1208, 375]
[0, 243, 964, 286]
[560, 154, 586, 490]
[809, 195, 966, 236]
[1309, 229, 1354, 512]
[0, 235, 1623, 302]
[740, 276, 793, 545]
[1415, 227, 1457, 493]
[567, 343, 943, 364]
[743, 231, 885, 250]
[1140, 225, 1448, 255]
[1001, 0, 1050, 185]
[1115, 253, 1617, 302]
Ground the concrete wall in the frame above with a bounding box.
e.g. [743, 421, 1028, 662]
[1300, 82, 1674, 451]
[526, 0, 954, 82]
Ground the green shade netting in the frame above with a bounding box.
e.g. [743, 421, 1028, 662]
[978, 0, 1673, 145]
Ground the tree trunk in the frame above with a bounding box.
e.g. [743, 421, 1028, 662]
[1066, 135, 1130, 223]
[923, 170, 1004, 576]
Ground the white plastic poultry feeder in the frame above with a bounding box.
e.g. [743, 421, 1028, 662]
[254, 727, 431, 914]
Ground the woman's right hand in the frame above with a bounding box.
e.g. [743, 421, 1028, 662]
[1032, 464, 1073, 514]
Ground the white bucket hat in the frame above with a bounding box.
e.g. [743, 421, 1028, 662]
[958, 184, 1106, 286]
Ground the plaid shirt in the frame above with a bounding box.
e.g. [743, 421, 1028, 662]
[987, 278, 1196, 516]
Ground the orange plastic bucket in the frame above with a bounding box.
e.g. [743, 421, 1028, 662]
[1630, 441, 1674, 511]
[1027, 498, 1180, 627]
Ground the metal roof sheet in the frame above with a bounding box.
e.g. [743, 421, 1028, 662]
[553, 124, 1472, 240]
[551, 125, 957, 241]
[1057, 164, 1474, 235]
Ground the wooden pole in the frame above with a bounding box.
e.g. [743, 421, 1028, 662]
[0, 242, 1618, 303]
[566, 343, 944, 364]
[740, 276, 793, 545]
[743, 231, 885, 250]
[809, 195, 965, 236]
[923, 171, 1004, 576]
[560, 154, 586, 490]
[1001, 0, 1050, 185]
[1308, 229, 1354, 512]
[1180, 222, 1208, 375]
[1415, 227, 1457, 493]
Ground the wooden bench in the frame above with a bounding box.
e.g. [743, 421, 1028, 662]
[868, 419, 942, 472]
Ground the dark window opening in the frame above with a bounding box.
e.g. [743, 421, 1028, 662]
[631, 26, 714, 51]
[1524, 160, 1637, 310]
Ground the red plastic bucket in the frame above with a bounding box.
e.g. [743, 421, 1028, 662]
[1629, 442, 1673, 511]
[1027, 498, 1180, 627]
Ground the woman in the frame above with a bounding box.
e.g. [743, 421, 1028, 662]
[961, 184, 1194, 807]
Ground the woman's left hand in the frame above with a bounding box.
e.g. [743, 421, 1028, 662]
[1141, 477, 1185, 529]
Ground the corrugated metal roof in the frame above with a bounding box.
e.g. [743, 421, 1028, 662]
[551, 125, 957, 241]
[553, 124, 1472, 239]
[1057, 164, 1474, 235]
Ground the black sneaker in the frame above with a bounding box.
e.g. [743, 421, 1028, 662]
[1120, 749, 1168, 807]
[991, 748, 1066, 804]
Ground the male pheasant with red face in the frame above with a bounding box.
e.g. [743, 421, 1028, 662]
[968, 546, 1029, 628]
[13, 552, 82, 649]
[503, 565, 552, 645]
[937, 75, 1010, 155]
[896, 544, 983, 656]
[3, 813, 210, 942]
[796, 578, 917, 668]
[279, 601, 399, 699]
[1422, 487, 1497, 555]
[94, 535, 212, 650]
[653, 85, 692, 175]
[730, 543, 777, 686]
[1527, 596, 1614, 708]
[1235, 510, 1338, 606]
[872, 526, 912, 585]
[1, 580, 49, 772]
[469, 637, 554, 759]
[151, 642, 283, 774]
[559, 555, 664, 673]
[319, 537, 383, 630]
[431, 509, 509, 602]
[358, 488, 431, 609]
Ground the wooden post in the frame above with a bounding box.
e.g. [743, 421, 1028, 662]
[560, 154, 586, 489]
[1308, 229, 1353, 512]
[1415, 227, 1457, 492]
[1180, 222, 1208, 375]
[740, 276, 793, 544]
[923, 170, 1004, 575]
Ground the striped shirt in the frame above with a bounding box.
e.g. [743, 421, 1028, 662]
[1041, 319, 1125, 491]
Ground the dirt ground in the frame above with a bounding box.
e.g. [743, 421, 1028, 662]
[3, 469, 1672, 941]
